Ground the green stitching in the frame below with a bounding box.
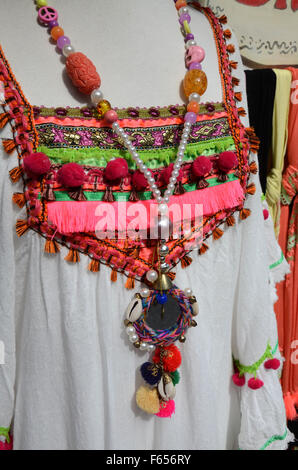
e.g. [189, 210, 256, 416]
[36, 137, 236, 169]
[0, 427, 10, 444]
[234, 342, 278, 378]
[38, 174, 239, 202]
[239, 428, 288, 450]
[269, 251, 285, 270]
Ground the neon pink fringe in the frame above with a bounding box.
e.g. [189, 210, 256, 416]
[47, 180, 244, 234]
[284, 392, 298, 420]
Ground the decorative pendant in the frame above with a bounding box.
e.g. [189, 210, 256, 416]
[124, 240, 198, 418]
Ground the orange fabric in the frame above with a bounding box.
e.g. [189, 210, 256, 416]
[275, 67, 298, 418]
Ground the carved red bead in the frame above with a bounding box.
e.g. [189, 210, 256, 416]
[66, 52, 101, 95]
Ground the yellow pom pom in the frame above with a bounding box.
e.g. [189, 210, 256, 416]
[136, 386, 160, 414]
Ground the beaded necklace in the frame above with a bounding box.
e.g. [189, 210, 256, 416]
[33, 0, 206, 418]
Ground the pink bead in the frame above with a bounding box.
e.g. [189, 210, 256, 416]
[38, 6, 58, 25]
[184, 111, 197, 124]
[185, 45, 206, 68]
[263, 209, 269, 220]
[104, 109, 118, 124]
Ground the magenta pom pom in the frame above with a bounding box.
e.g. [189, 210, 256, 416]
[57, 163, 85, 188]
[217, 151, 238, 173]
[263, 209, 269, 220]
[160, 163, 183, 185]
[23, 152, 51, 177]
[264, 358, 280, 370]
[105, 158, 129, 182]
[156, 400, 175, 418]
[132, 169, 152, 191]
[232, 372, 245, 387]
[248, 377, 264, 390]
[192, 156, 212, 178]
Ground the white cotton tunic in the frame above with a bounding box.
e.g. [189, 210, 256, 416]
[0, 0, 294, 450]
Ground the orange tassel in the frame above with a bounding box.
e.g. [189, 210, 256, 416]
[167, 272, 176, 281]
[9, 166, 23, 183]
[234, 92, 242, 102]
[2, 138, 16, 154]
[245, 127, 255, 135]
[232, 76, 240, 87]
[229, 61, 238, 70]
[223, 29, 232, 39]
[239, 208, 251, 220]
[237, 107, 247, 117]
[198, 243, 209, 255]
[88, 259, 100, 272]
[16, 219, 29, 237]
[12, 192, 26, 208]
[247, 183, 256, 195]
[111, 269, 118, 282]
[227, 44, 235, 54]
[44, 239, 60, 254]
[125, 276, 135, 290]
[219, 14, 227, 24]
[181, 255, 192, 268]
[249, 161, 258, 174]
[226, 215, 236, 227]
[64, 248, 80, 263]
[0, 112, 9, 129]
[213, 227, 224, 240]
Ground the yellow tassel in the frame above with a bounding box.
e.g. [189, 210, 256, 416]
[44, 239, 60, 254]
[181, 255, 192, 269]
[12, 192, 26, 208]
[9, 166, 23, 183]
[0, 112, 9, 129]
[240, 208, 251, 220]
[111, 269, 118, 282]
[213, 227, 224, 240]
[16, 219, 29, 237]
[88, 259, 100, 272]
[64, 248, 80, 263]
[247, 183, 256, 195]
[226, 215, 236, 227]
[199, 243, 209, 255]
[125, 276, 135, 290]
[2, 138, 16, 154]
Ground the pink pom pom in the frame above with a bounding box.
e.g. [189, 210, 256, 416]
[132, 169, 152, 191]
[264, 358, 280, 370]
[232, 372, 245, 387]
[217, 151, 238, 173]
[263, 209, 269, 220]
[57, 163, 85, 188]
[156, 400, 175, 418]
[105, 158, 129, 182]
[23, 152, 51, 177]
[160, 163, 183, 185]
[248, 377, 264, 390]
[192, 156, 212, 178]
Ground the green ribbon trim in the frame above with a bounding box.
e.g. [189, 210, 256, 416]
[37, 137, 236, 169]
[0, 427, 10, 444]
[234, 341, 279, 378]
[38, 173, 239, 202]
[239, 428, 288, 450]
[269, 251, 285, 270]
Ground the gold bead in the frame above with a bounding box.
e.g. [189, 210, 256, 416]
[191, 319, 197, 327]
[96, 99, 111, 118]
[179, 335, 186, 343]
[134, 341, 141, 349]
[183, 69, 208, 98]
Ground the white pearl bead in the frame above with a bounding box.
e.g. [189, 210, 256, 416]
[181, 138, 188, 145]
[177, 157, 183, 164]
[184, 287, 193, 297]
[62, 44, 75, 57]
[146, 270, 158, 283]
[168, 183, 175, 191]
[179, 6, 189, 16]
[163, 196, 170, 203]
[90, 88, 103, 105]
[126, 325, 136, 336]
[189, 93, 201, 103]
[147, 344, 155, 353]
[151, 183, 157, 190]
[112, 122, 120, 130]
[129, 334, 139, 343]
[140, 287, 150, 298]
[136, 158, 142, 166]
[172, 170, 179, 178]
[156, 196, 163, 203]
[148, 176, 155, 185]
[140, 164, 147, 172]
[153, 189, 160, 197]
[139, 342, 148, 351]
[144, 170, 151, 177]
[158, 203, 168, 215]
[186, 40, 197, 48]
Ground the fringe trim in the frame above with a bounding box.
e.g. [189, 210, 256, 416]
[0, 112, 9, 129]
[213, 227, 224, 240]
[239, 208, 251, 220]
[12, 192, 25, 208]
[9, 166, 23, 183]
[125, 276, 135, 290]
[247, 183, 256, 195]
[181, 254, 192, 268]
[231, 76, 240, 87]
[246, 127, 260, 154]
[44, 239, 60, 254]
[198, 242, 209, 255]
[88, 259, 100, 272]
[234, 92, 242, 102]
[229, 61, 238, 70]
[237, 107, 247, 117]
[249, 161, 258, 174]
[16, 219, 29, 237]
[111, 269, 118, 282]
[64, 248, 80, 263]
[226, 214, 236, 226]
[2, 138, 16, 154]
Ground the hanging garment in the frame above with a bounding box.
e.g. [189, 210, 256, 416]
[266, 69, 292, 238]
[275, 66, 298, 420]
[244, 69, 277, 194]
[0, 6, 293, 450]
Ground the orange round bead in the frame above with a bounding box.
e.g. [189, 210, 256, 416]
[187, 101, 200, 114]
[175, 0, 187, 9]
[51, 26, 64, 41]
[183, 69, 208, 98]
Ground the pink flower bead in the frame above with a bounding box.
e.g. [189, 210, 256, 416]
[104, 109, 118, 124]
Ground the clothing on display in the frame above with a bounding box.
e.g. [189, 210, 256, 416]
[0, 1, 293, 450]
